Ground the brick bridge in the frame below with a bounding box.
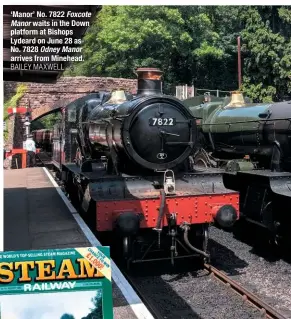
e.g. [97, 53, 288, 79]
[4, 76, 137, 148]
[4, 76, 137, 121]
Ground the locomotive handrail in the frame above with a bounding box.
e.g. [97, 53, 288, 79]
[214, 141, 236, 149]
[165, 118, 196, 146]
[86, 114, 130, 124]
[202, 118, 291, 125]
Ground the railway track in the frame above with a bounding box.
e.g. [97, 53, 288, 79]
[203, 264, 286, 319]
[124, 263, 287, 319]
[40, 156, 287, 319]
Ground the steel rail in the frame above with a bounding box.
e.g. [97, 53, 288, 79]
[204, 263, 287, 319]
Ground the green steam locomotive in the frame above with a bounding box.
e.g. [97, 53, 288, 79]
[184, 92, 291, 245]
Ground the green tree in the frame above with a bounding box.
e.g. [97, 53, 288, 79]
[190, 6, 243, 90]
[60, 314, 75, 319]
[38, 113, 61, 129]
[31, 112, 62, 131]
[65, 6, 237, 92]
[65, 6, 291, 101]
[81, 290, 103, 319]
[240, 6, 291, 102]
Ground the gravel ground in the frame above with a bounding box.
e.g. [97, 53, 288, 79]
[209, 223, 291, 318]
[132, 267, 261, 319]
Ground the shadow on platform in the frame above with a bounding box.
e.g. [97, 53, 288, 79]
[4, 186, 90, 251]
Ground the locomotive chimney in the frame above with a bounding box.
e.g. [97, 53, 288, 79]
[136, 68, 163, 96]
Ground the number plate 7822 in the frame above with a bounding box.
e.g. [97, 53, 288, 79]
[149, 117, 176, 126]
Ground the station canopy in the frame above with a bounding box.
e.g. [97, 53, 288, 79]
[3, 5, 101, 82]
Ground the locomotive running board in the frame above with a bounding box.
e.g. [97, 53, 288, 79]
[223, 170, 291, 232]
[88, 171, 238, 202]
[223, 170, 291, 197]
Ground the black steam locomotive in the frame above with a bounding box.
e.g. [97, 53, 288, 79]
[188, 92, 291, 244]
[78, 68, 196, 175]
[50, 68, 239, 267]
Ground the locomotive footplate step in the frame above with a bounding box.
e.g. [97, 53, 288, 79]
[4, 167, 149, 319]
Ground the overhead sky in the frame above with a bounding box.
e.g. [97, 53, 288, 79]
[0, 289, 101, 319]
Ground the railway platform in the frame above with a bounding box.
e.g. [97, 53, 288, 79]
[4, 167, 153, 319]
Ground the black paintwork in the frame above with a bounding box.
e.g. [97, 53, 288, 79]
[87, 93, 197, 173]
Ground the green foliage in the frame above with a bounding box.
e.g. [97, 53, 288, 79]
[81, 290, 103, 319]
[38, 113, 61, 129]
[241, 79, 276, 103]
[65, 5, 291, 102]
[65, 6, 239, 92]
[31, 113, 61, 131]
[4, 84, 27, 142]
[241, 6, 291, 101]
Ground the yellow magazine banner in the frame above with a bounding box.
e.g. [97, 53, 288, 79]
[75, 247, 112, 282]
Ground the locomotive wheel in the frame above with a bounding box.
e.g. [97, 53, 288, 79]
[198, 225, 209, 263]
[188, 224, 209, 265]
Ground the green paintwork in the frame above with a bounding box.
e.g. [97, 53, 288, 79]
[189, 101, 224, 124]
[183, 95, 224, 109]
[225, 160, 255, 172]
[200, 103, 272, 133]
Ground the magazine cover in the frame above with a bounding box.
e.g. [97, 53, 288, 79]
[0, 247, 113, 319]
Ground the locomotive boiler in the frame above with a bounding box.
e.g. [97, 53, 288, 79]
[50, 68, 239, 267]
[191, 92, 291, 171]
[190, 92, 291, 244]
[84, 68, 196, 175]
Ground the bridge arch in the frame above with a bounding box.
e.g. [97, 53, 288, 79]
[4, 76, 137, 147]
[4, 76, 137, 120]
